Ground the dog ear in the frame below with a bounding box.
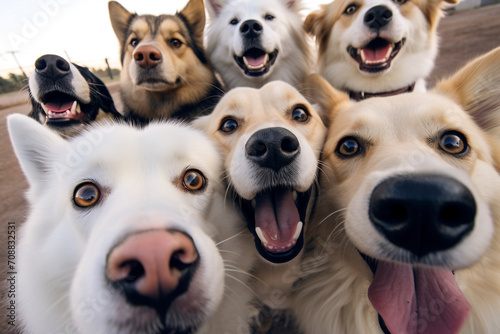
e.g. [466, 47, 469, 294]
[281, 0, 302, 12]
[206, 0, 227, 17]
[7, 114, 67, 187]
[108, 1, 134, 46]
[304, 7, 330, 53]
[180, 0, 206, 46]
[303, 74, 350, 127]
[434, 47, 500, 139]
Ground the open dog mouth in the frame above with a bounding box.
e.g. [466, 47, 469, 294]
[40, 91, 86, 125]
[360, 253, 471, 334]
[239, 187, 311, 263]
[234, 48, 278, 77]
[347, 37, 405, 73]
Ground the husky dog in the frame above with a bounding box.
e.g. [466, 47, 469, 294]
[108, 0, 223, 123]
[293, 48, 500, 334]
[8, 116, 256, 334]
[205, 0, 313, 89]
[195, 81, 326, 312]
[305, 0, 458, 100]
[28, 54, 121, 137]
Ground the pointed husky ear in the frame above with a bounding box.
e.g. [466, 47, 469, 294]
[206, 0, 228, 18]
[303, 74, 350, 127]
[434, 47, 500, 138]
[7, 114, 67, 187]
[180, 0, 206, 47]
[108, 1, 134, 46]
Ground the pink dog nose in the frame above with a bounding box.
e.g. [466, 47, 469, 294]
[106, 229, 198, 307]
[133, 44, 162, 68]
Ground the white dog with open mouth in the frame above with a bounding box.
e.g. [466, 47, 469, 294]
[205, 0, 313, 89]
[8, 115, 255, 334]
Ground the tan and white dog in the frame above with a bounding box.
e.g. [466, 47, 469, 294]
[293, 47, 500, 334]
[109, 0, 223, 123]
[195, 81, 326, 309]
[304, 0, 458, 100]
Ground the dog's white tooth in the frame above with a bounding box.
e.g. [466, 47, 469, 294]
[385, 45, 393, 60]
[263, 53, 269, 64]
[71, 101, 77, 113]
[255, 227, 268, 246]
[292, 221, 303, 241]
[76, 103, 81, 114]
[360, 49, 366, 63]
[41, 104, 48, 113]
[243, 56, 250, 68]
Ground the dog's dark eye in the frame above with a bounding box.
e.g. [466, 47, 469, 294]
[344, 4, 358, 15]
[130, 38, 139, 47]
[292, 106, 309, 123]
[439, 131, 468, 155]
[336, 137, 361, 158]
[230, 18, 239, 25]
[74, 182, 101, 208]
[171, 38, 183, 49]
[220, 118, 238, 133]
[393, 0, 408, 4]
[265, 14, 275, 21]
[183, 170, 206, 191]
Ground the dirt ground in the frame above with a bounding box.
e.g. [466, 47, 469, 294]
[1, 4, 500, 333]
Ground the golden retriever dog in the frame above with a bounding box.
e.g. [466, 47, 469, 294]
[194, 81, 326, 311]
[293, 47, 500, 334]
[304, 0, 458, 100]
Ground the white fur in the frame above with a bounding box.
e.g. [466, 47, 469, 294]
[315, 0, 438, 94]
[8, 115, 256, 334]
[206, 0, 312, 89]
[29, 62, 91, 104]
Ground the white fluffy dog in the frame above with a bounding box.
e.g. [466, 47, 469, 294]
[205, 0, 313, 89]
[8, 115, 256, 334]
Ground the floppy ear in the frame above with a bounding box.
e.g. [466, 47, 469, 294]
[108, 1, 134, 46]
[180, 0, 206, 47]
[303, 74, 350, 127]
[7, 114, 67, 187]
[206, 0, 228, 18]
[304, 7, 331, 53]
[434, 47, 500, 138]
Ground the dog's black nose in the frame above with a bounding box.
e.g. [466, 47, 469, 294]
[240, 19, 263, 38]
[364, 5, 393, 30]
[34, 54, 71, 79]
[246, 127, 300, 171]
[369, 174, 476, 257]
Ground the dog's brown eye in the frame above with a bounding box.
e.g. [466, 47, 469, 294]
[265, 14, 275, 21]
[292, 107, 309, 123]
[171, 39, 183, 49]
[230, 18, 239, 25]
[344, 4, 358, 15]
[130, 38, 139, 47]
[74, 182, 101, 208]
[220, 118, 238, 133]
[394, 0, 408, 4]
[336, 137, 361, 157]
[439, 131, 468, 155]
[183, 170, 206, 191]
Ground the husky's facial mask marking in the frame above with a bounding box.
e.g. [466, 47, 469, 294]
[109, 0, 222, 122]
[28, 54, 121, 137]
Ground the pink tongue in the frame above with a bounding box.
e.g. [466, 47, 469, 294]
[254, 189, 300, 251]
[245, 54, 266, 67]
[362, 43, 391, 62]
[45, 100, 74, 112]
[368, 261, 471, 334]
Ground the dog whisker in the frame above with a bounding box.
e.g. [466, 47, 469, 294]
[216, 229, 247, 246]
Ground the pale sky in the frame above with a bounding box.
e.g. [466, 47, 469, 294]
[0, 0, 329, 77]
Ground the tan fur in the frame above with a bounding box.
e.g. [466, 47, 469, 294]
[108, 0, 221, 121]
[293, 48, 500, 334]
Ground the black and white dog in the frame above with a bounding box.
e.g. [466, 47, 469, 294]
[28, 54, 122, 137]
